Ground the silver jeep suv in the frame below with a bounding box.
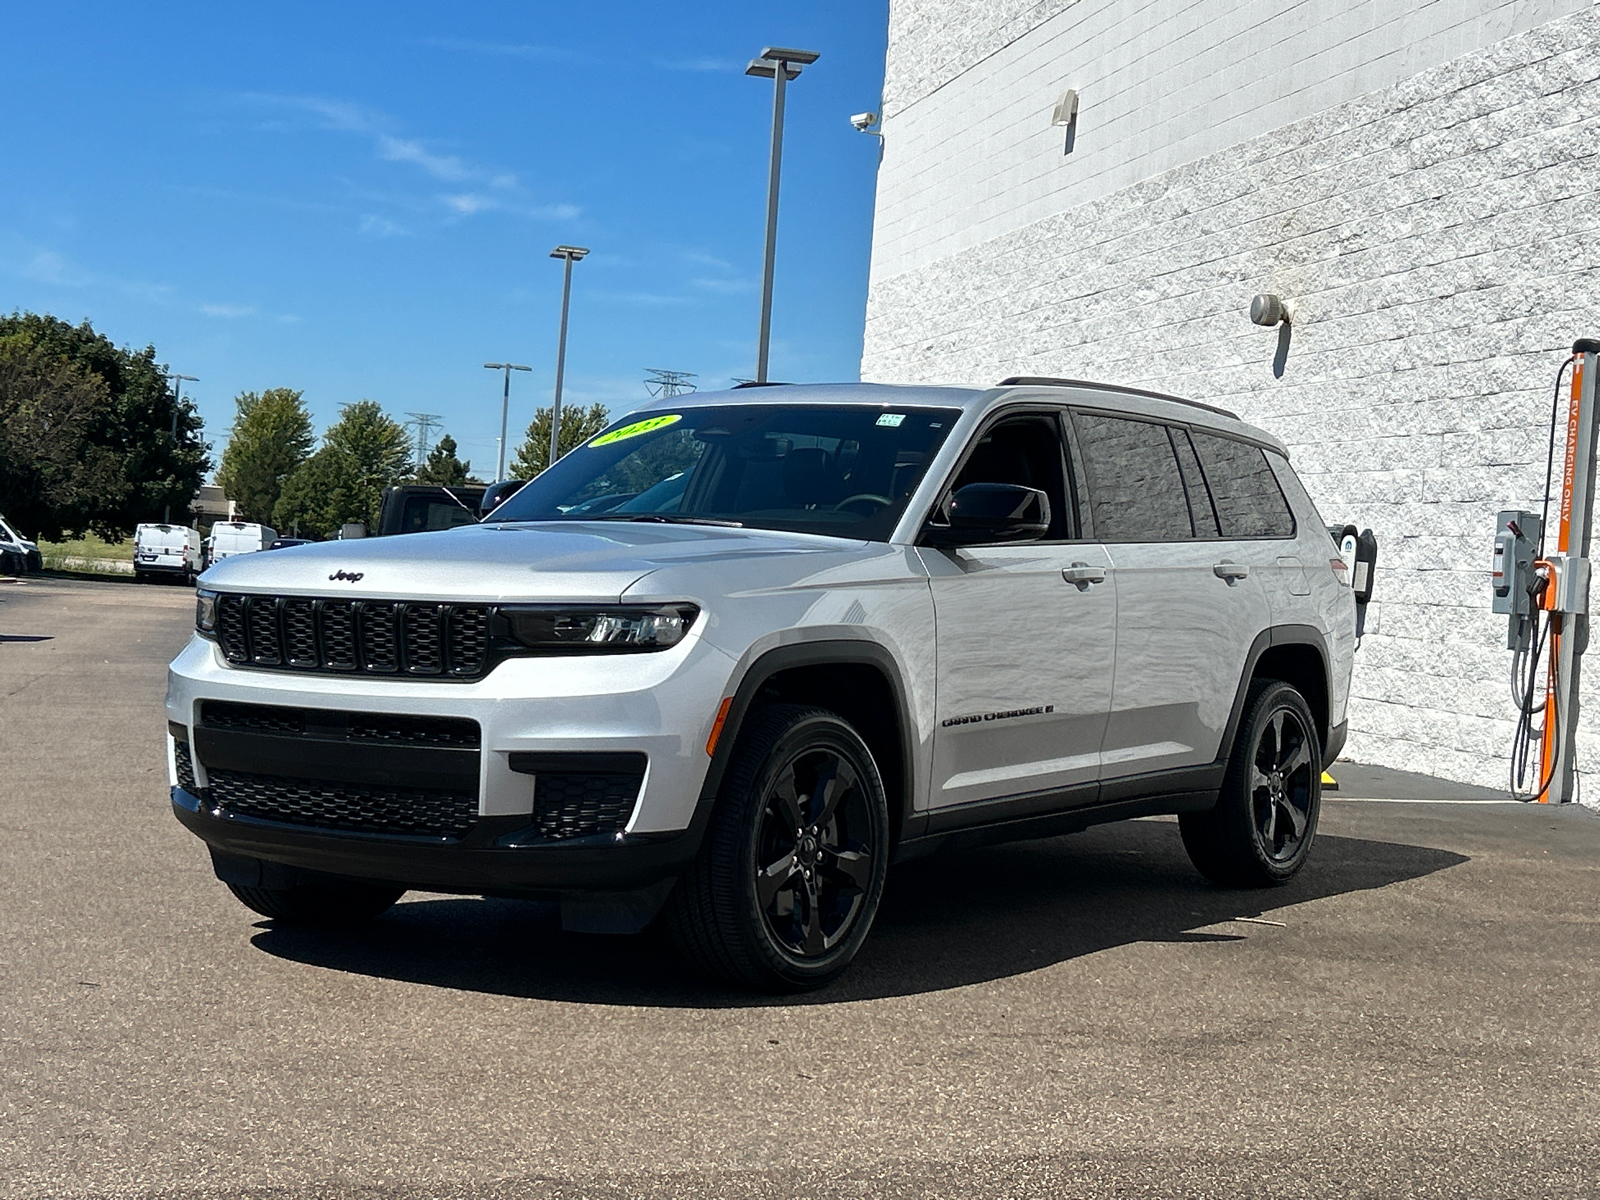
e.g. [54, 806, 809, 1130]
[167, 379, 1355, 990]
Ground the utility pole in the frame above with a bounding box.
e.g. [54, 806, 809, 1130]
[164, 372, 197, 523]
[484, 362, 532, 481]
[745, 46, 819, 383]
[405, 412, 443, 473]
[645, 369, 697, 399]
[548, 245, 589, 470]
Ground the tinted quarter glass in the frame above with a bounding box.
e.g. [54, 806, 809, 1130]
[1190, 431, 1295, 539]
[1071, 411, 1194, 542]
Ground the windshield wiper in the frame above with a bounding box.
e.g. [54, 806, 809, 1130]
[623, 514, 744, 528]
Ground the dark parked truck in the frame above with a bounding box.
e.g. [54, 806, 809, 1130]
[376, 485, 486, 537]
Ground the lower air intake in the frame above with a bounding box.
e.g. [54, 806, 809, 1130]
[534, 773, 641, 840]
[208, 768, 477, 839]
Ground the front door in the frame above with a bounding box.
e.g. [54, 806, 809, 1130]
[920, 412, 1117, 810]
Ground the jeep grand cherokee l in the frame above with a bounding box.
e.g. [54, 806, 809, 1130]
[167, 379, 1355, 991]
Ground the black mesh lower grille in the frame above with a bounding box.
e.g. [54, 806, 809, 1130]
[173, 739, 198, 794]
[534, 773, 641, 840]
[208, 769, 477, 839]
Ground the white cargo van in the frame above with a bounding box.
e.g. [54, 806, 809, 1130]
[134, 523, 204, 584]
[206, 523, 276, 566]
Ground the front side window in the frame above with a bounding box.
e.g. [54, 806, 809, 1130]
[1189, 431, 1295, 539]
[492, 404, 960, 541]
[943, 412, 1072, 538]
[1071, 411, 1193, 542]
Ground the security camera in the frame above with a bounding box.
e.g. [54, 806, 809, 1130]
[850, 111, 880, 132]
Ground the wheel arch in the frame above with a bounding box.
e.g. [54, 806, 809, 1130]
[701, 641, 916, 850]
[1218, 626, 1334, 770]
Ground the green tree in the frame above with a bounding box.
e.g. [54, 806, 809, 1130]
[413, 433, 472, 486]
[271, 446, 355, 539]
[0, 344, 124, 540]
[273, 400, 411, 536]
[510, 403, 609, 479]
[216, 388, 314, 524]
[0, 312, 209, 539]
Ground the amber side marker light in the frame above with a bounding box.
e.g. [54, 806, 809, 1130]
[706, 697, 734, 756]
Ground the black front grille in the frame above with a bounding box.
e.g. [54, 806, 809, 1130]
[535, 773, 642, 840]
[208, 768, 477, 839]
[212, 594, 496, 679]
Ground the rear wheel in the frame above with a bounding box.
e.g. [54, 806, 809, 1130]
[669, 704, 889, 991]
[226, 881, 404, 925]
[1180, 680, 1321, 887]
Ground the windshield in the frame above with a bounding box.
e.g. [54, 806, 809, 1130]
[492, 403, 960, 540]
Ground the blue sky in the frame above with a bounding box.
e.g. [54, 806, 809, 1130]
[0, 1, 889, 479]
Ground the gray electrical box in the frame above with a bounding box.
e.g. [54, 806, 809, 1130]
[1493, 509, 1542, 647]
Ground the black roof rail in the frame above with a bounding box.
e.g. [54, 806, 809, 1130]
[996, 376, 1239, 419]
[733, 380, 791, 388]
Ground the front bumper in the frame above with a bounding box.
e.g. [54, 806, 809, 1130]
[170, 786, 701, 895]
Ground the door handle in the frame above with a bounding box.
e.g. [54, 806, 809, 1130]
[1213, 561, 1250, 583]
[1062, 562, 1107, 589]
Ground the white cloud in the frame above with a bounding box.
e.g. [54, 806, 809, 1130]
[359, 214, 411, 238]
[691, 276, 753, 294]
[379, 136, 477, 183]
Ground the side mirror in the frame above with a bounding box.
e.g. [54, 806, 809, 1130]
[480, 478, 528, 518]
[925, 483, 1051, 546]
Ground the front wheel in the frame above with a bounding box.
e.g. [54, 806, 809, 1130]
[669, 704, 890, 991]
[1180, 679, 1322, 888]
[226, 880, 404, 925]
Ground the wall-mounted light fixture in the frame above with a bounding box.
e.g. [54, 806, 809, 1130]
[1250, 293, 1292, 326]
[1052, 88, 1080, 154]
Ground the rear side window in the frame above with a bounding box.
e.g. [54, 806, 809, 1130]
[1071, 411, 1193, 542]
[1189, 431, 1295, 539]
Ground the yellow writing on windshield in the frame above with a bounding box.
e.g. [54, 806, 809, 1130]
[590, 414, 682, 448]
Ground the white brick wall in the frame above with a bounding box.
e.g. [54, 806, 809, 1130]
[863, 3, 1600, 797]
[872, 0, 1589, 279]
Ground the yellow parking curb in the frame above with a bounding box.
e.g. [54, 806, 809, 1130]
[1321, 770, 1338, 790]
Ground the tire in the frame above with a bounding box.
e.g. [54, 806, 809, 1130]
[0, 551, 18, 575]
[668, 704, 890, 992]
[1180, 679, 1322, 888]
[226, 880, 405, 926]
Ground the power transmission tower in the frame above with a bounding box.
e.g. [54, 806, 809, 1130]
[645, 369, 697, 399]
[405, 412, 443, 471]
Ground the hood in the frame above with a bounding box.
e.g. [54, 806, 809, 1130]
[197, 520, 866, 602]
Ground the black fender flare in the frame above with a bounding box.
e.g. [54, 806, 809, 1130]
[1215, 624, 1335, 772]
[696, 639, 918, 842]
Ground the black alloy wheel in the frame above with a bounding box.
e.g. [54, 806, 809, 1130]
[669, 704, 889, 991]
[1180, 679, 1322, 887]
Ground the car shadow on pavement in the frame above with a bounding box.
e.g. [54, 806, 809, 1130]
[250, 819, 1467, 1007]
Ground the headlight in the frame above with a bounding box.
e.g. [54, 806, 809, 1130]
[502, 604, 698, 651]
[195, 590, 218, 636]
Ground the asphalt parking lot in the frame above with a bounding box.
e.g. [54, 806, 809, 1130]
[4, 576, 1599, 1199]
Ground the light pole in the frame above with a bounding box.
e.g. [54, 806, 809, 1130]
[483, 362, 532, 481]
[164, 372, 198, 523]
[745, 46, 819, 384]
[548, 245, 589, 470]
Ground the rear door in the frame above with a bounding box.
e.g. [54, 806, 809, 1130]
[919, 410, 1117, 810]
[1069, 410, 1271, 777]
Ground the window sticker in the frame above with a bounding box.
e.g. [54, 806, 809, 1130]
[876, 413, 906, 427]
[590, 414, 682, 448]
